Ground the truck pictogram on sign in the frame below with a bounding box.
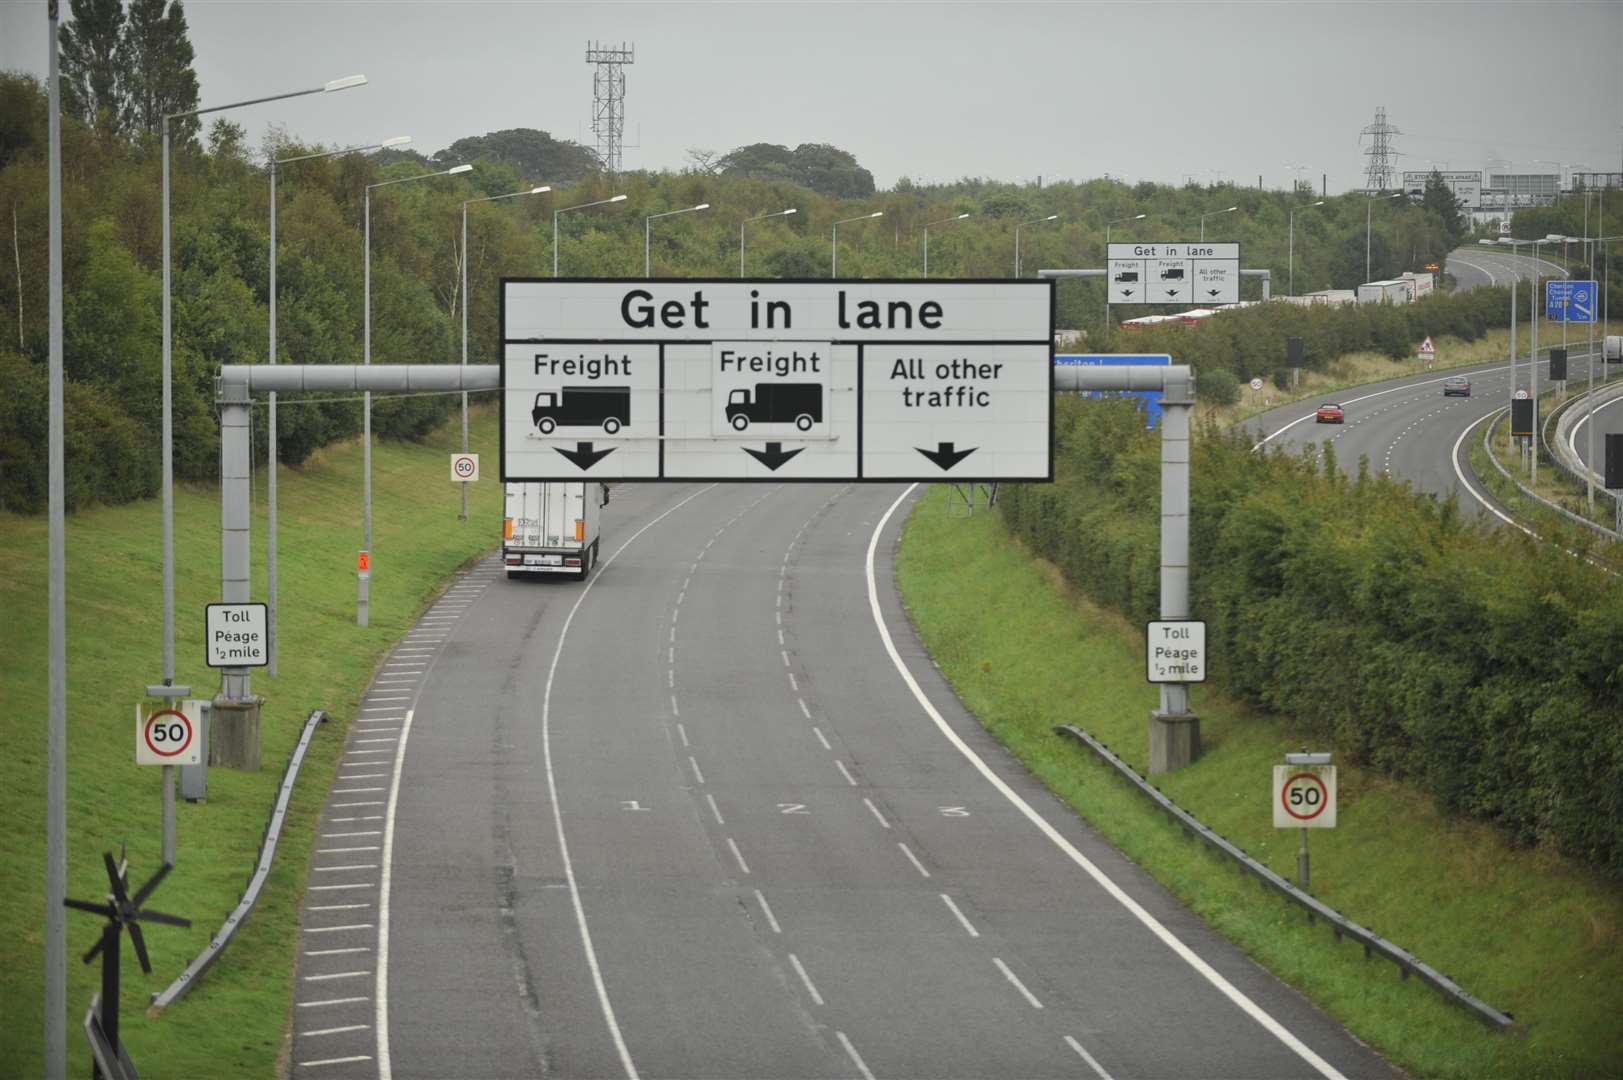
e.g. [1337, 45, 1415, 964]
[532, 386, 631, 435]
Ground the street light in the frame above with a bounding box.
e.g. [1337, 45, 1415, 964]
[268, 134, 409, 673]
[1104, 213, 1146, 340]
[462, 184, 549, 520]
[1288, 200, 1325, 296]
[554, 194, 628, 278]
[1014, 214, 1058, 277]
[645, 203, 710, 276]
[1199, 205, 1238, 242]
[361, 162, 473, 626]
[158, 73, 366, 702]
[831, 211, 882, 279]
[1365, 191, 1402, 282]
[922, 212, 969, 278]
[740, 208, 796, 277]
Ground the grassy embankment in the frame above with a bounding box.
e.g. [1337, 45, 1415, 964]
[0, 400, 503, 1076]
[894, 488, 1623, 1080]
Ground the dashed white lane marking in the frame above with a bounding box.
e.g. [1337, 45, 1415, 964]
[940, 893, 980, 937]
[1065, 1035, 1116, 1080]
[317, 846, 381, 854]
[726, 837, 751, 875]
[330, 788, 385, 796]
[834, 760, 858, 787]
[323, 831, 382, 839]
[298, 996, 368, 1009]
[780, 649, 791, 667]
[753, 889, 782, 934]
[671, 696, 680, 718]
[329, 816, 383, 823]
[777, 629, 785, 645]
[304, 970, 370, 982]
[897, 842, 931, 878]
[309, 903, 370, 912]
[305, 923, 374, 933]
[331, 801, 383, 809]
[688, 756, 706, 785]
[788, 952, 825, 1006]
[862, 797, 891, 829]
[798, 699, 811, 719]
[867, 485, 1348, 1080]
[836, 1031, 876, 1080]
[310, 883, 375, 892]
[306, 946, 371, 957]
[812, 727, 831, 751]
[302, 1024, 371, 1038]
[787, 673, 798, 692]
[993, 956, 1044, 1009]
[676, 722, 689, 747]
[315, 864, 379, 873]
[705, 793, 725, 826]
[298, 1055, 373, 1068]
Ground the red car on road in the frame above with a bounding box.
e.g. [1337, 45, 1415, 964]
[1315, 402, 1345, 424]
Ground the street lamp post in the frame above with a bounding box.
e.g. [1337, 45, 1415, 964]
[554, 194, 629, 278]
[831, 211, 882, 279]
[361, 162, 472, 626]
[1288, 200, 1326, 296]
[1365, 192, 1401, 282]
[922, 213, 970, 279]
[1104, 213, 1146, 340]
[462, 184, 549, 521]
[740, 208, 796, 277]
[158, 73, 366, 703]
[645, 203, 710, 276]
[268, 134, 409, 674]
[1014, 214, 1057, 277]
[1199, 205, 1238, 242]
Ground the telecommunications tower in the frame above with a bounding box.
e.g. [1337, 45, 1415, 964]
[1360, 106, 1401, 192]
[586, 41, 634, 174]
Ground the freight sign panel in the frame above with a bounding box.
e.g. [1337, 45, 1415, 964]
[501, 279, 1054, 482]
[1107, 243, 1240, 304]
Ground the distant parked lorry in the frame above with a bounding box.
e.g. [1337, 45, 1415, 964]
[532, 386, 630, 435]
[1357, 278, 1412, 305]
[503, 482, 608, 580]
[1403, 271, 1435, 301]
[1606, 335, 1622, 362]
[725, 382, 823, 431]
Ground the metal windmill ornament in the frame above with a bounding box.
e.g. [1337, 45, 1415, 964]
[65, 852, 190, 1079]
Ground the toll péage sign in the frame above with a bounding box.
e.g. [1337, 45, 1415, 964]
[206, 602, 268, 668]
[500, 278, 1054, 482]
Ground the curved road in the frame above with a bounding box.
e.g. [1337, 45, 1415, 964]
[1445, 244, 1568, 292]
[287, 481, 1397, 1079]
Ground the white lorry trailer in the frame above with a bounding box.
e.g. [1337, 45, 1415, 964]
[502, 482, 608, 581]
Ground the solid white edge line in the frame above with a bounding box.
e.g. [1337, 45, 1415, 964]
[836, 1031, 876, 1080]
[542, 483, 717, 1080]
[1064, 1035, 1115, 1080]
[374, 705, 415, 1080]
[865, 484, 1348, 1080]
[1449, 409, 1529, 532]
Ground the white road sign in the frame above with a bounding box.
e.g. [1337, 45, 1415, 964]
[501, 279, 1054, 482]
[1273, 764, 1337, 828]
[1108, 244, 1240, 305]
[1147, 619, 1206, 682]
[450, 452, 480, 482]
[206, 602, 268, 668]
[136, 700, 202, 766]
[1418, 336, 1435, 356]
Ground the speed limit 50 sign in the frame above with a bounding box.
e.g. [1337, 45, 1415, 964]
[1273, 764, 1336, 828]
[136, 701, 202, 766]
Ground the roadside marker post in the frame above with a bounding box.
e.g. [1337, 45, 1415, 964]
[1275, 750, 1336, 890]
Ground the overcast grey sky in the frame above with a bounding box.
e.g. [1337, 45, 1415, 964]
[3, 0, 1620, 193]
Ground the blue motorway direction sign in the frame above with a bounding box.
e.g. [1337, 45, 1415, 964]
[1056, 353, 1169, 427]
[1547, 280, 1598, 323]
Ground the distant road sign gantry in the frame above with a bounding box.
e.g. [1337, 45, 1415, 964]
[1108, 243, 1240, 305]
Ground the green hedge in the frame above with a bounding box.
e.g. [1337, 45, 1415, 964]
[1000, 398, 1623, 878]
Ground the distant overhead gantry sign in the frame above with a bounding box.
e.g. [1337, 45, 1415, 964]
[500, 278, 1055, 482]
[1108, 243, 1240, 305]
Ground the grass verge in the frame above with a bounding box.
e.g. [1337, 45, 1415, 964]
[0, 399, 504, 1076]
[894, 487, 1623, 1079]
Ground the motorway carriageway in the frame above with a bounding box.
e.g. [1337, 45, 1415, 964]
[287, 482, 1399, 1080]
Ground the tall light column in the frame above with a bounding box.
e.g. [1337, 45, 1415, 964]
[1104, 213, 1146, 341]
[553, 194, 628, 278]
[1199, 205, 1238, 242]
[1288, 200, 1325, 296]
[44, 4, 66, 1072]
[741, 208, 796, 277]
[462, 184, 549, 520]
[922, 212, 969, 279]
[645, 202, 710, 276]
[1014, 214, 1057, 277]
[831, 211, 882, 278]
[1365, 191, 1401, 282]
[269, 134, 409, 672]
[159, 74, 367, 693]
[361, 162, 472, 626]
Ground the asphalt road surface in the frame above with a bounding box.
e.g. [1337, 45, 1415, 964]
[1444, 244, 1569, 292]
[289, 482, 1399, 1079]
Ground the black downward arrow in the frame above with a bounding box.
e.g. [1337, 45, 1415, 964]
[1121, 288, 1135, 298]
[742, 442, 805, 471]
[1165, 288, 1180, 298]
[1208, 289, 1221, 298]
[915, 442, 978, 471]
[554, 442, 616, 470]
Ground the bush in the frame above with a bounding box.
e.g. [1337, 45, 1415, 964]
[1198, 367, 1240, 405]
[1001, 396, 1623, 879]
